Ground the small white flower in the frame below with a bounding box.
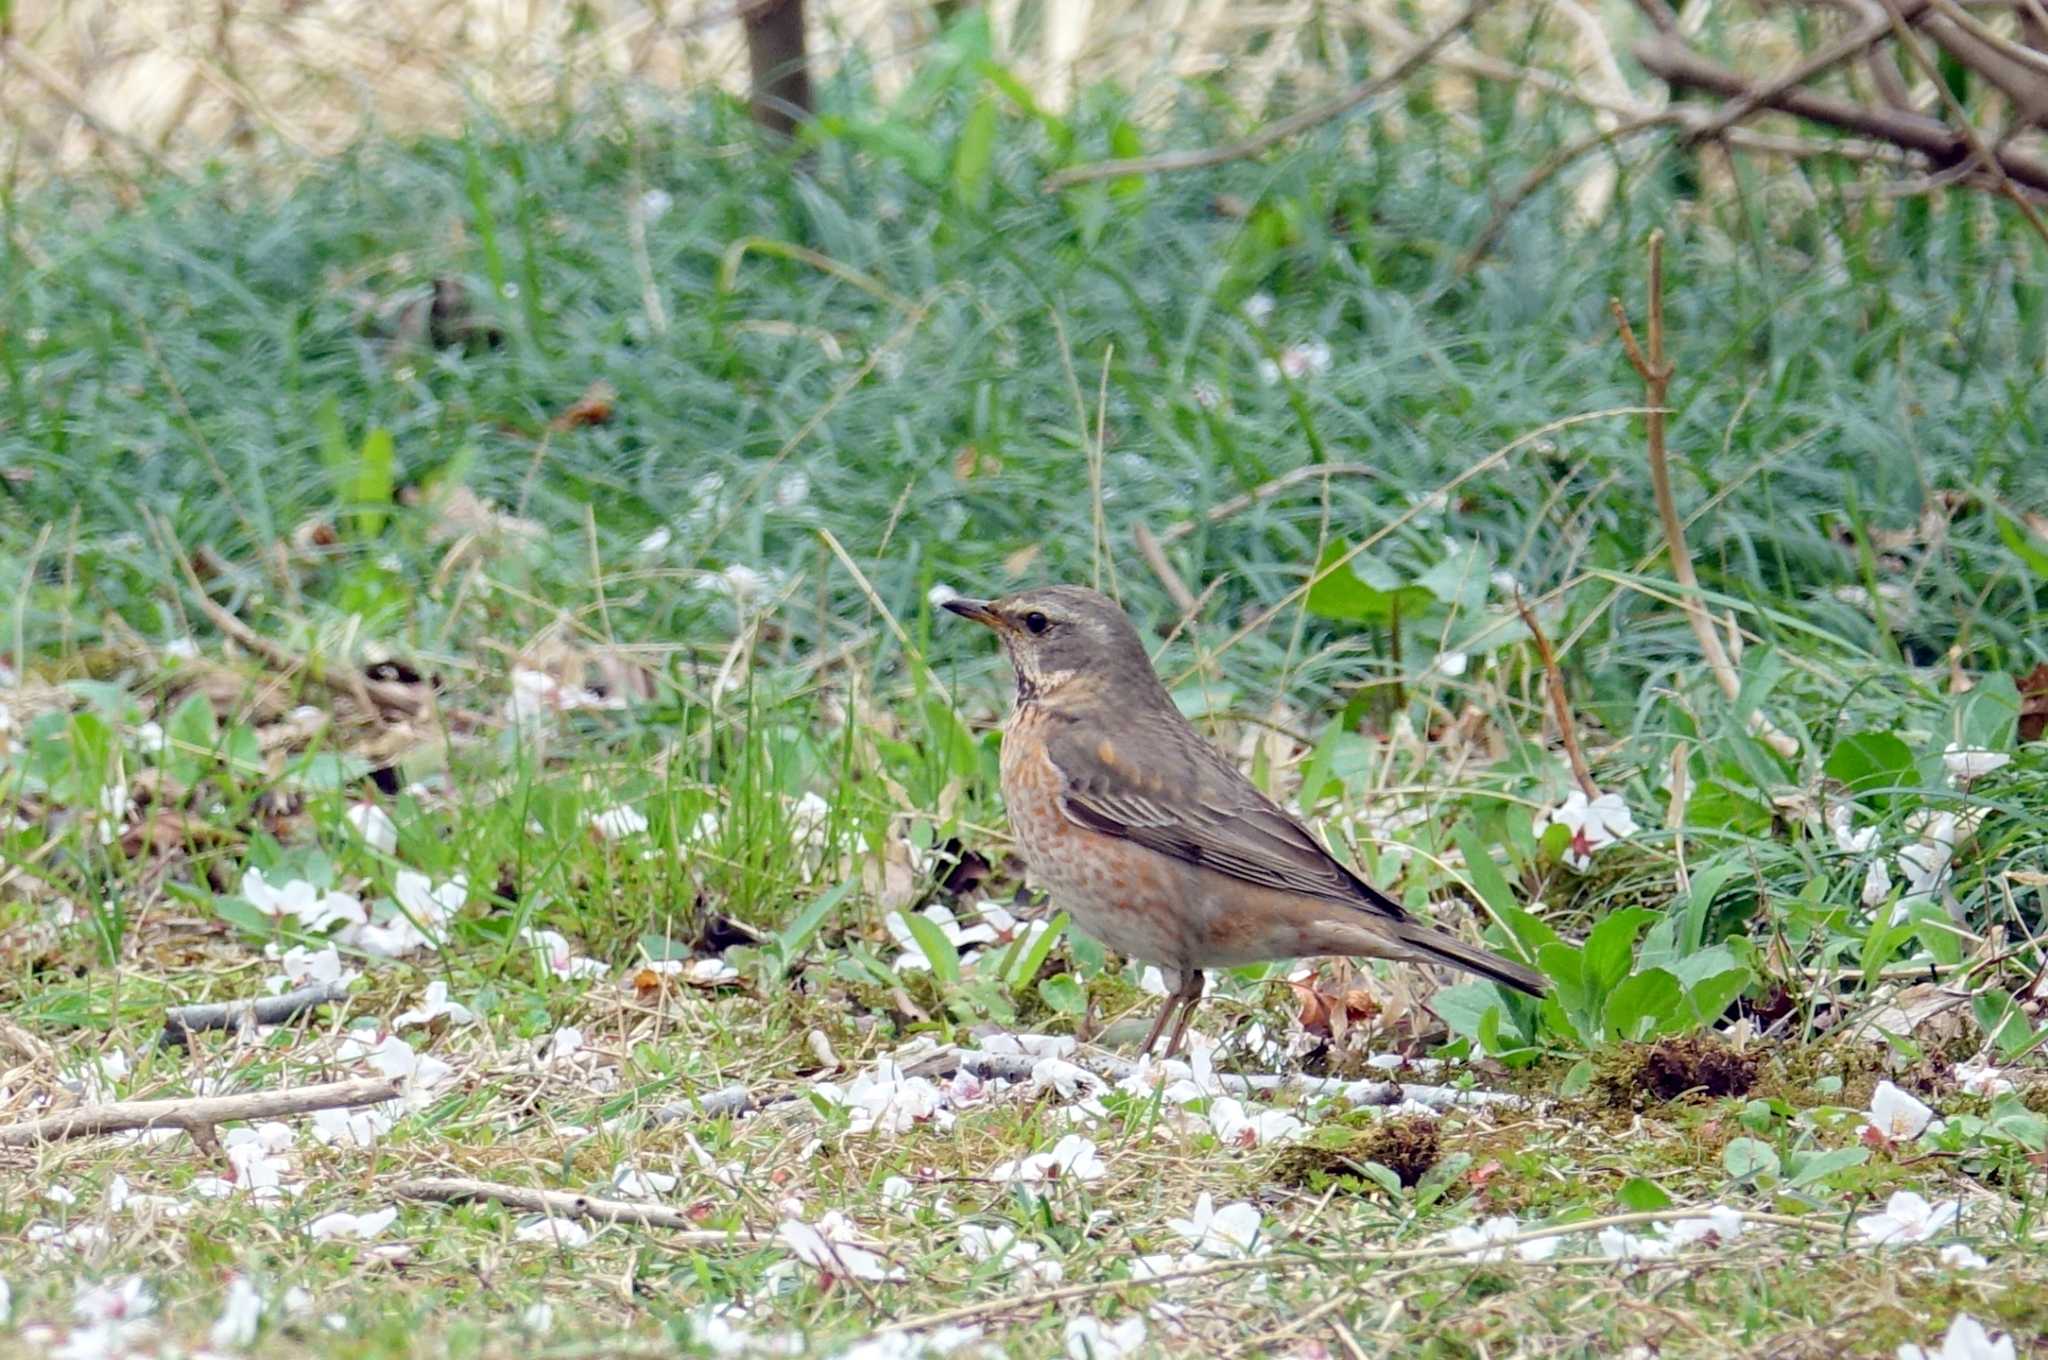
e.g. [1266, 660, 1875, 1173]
[1064, 1314, 1147, 1360]
[1030, 1058, 1105, 1102]
[1866, 1081, 1941, 1142]
[393, 871, 465, 929]
[514, 1216, 592, 1248]
[210, 1276, 263, 1349]
[1187, 379, 1222, 410]
[1941, 743, 2010, 783]
[126, 721, 168, 757]
[1534, 790, 1638, 871]
[990, 1134, 1106, 1184]
[1441, 1215, 1560, 1263]
[1431, 651, 1469, 678]
[521, 1302, 556, 1333]
[1937, 1244, 1990, 1270]
[927, 583, 961, 609]
[773, 470, 810, 509]
[1955, 1061, 2016, 1098]
[636, 189, 673, 223]
[778, 1213, 900, 1281]
[1897, 1314, 2017, 1360]
[309, 1104, 395, 1149]
[540, 1027, 585, 1065]
[521, 928, 609, 980]
[393, 981, 474, 1029]
[72, 1276, 155, 1325]
[1895, 810, 1963, 917]
[344, 801, 398, 854]
[589, 804, 649, 841]
[309, 1207, 399, 1239]
[1257, 338, 1333, 385]
[1206, 1097, 1305, 1147]
[879, 1176, 915, 1208]
[97, 782, 132, 843]
[956, 1224, 1062, 1284]
[163, 637, 199, 661]
[1243, 293, 1276, 325]
[636, 526, 674, 555]
[1855, 1190, 1961, 1245]
[815, 1061, 950, 1136]
[340, 1032, 454, 1092]
[1166, 1194, 1266, 1259]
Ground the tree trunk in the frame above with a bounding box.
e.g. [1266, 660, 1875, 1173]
[743, 0, 813, 137]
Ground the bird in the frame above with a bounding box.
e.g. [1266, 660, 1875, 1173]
[944, 584, 1547, 1058]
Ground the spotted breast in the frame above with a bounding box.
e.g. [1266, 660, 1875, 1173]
[1000, 700, 1195, 974]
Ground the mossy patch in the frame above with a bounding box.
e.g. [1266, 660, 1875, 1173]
[1268, 1112, 1442, 1193]
[1596, 1035, 1759, 1106]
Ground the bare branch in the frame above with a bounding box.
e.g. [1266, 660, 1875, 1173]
[0, 1076, 402, 1148]
[161, 982, 353, 1049]
[393, 1178, 771, 1242]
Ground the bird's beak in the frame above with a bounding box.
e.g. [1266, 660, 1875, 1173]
[942, 596, 1004, 630]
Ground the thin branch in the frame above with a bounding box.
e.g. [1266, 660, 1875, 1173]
[1513, 590, 1600, 798]
[1133, 521, 1198, 614]
[1458, 112, 1684, 272]
[1879, 0, 2048, 246]
[1636, 34, 2048, 193]
[1042, 0, 1494, 189]
[1682, 13, 1900, 145]
[1610, 232, 1800, 759]
[161, 981, 353, 1049]
[392, 1178, 771, 1242]
[0, 1076, 401, 1148]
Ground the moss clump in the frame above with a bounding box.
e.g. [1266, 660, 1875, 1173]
[1596, 1035, 1758, 1106]
[1268, 1113, 1441, 1193]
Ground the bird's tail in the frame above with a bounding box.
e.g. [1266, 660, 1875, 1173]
[1391, 922, 1548, 997]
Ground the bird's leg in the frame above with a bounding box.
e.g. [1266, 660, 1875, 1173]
[1161, 970, 1206, 1059]
[1137, 992, 1184, 1057]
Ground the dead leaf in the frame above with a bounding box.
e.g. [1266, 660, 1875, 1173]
[551, 380, 616, 431]
[2018, 662, 2048, 744]
[952, 445, 1001, 480]
[1003, 544, 1042, 578]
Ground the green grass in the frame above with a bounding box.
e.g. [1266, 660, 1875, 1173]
[3, 40, 2048, 1360]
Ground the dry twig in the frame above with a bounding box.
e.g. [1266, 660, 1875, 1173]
[160, 981, 353, 1049]
[1512, 590, 1600, 798]
[0, 1076, 402, 1149]
[393, 1177, 771, 1241]
[1609, 232, 1799, 760]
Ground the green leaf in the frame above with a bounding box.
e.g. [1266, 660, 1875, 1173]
[1603, 968, 1683, 1043]
[1107, 120, 1145, 201]
[900, 910, 961, 983]
[1037, 973, 1086, 1014]
[1721, 1137, 1780, 1182]
[1951, 671, 2020, 753]
[952, 92, 999, 213]
[1616, 1176, 1673, 1212]
[1003, 911, 1067, 988]
[1686, 779, 1774, 835]
[1784, 1146, 1868, 1188]
[215, 897, 276, 938]
[350, 427, 396, 539]
[1304, 541, 1431, 624]
[1824, 731, 1916, 799]
[1355, 1161, 1405, 1196]
[1973, 989, 2037, 1058]
[1997, 512, 2048, 577]
[638, 933, 690, 962]
[1583, 907, 1657, 998]
[1414, 540, 1491, 613]
[1430, 981, 1503, 1045]
[1681, 966, 1751, 1028]
[1559, 1059, 1595, 1098]
[777, 880, 854, 966]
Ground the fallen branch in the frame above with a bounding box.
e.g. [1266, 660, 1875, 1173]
[649, 1083, 763, 1124]
[1680, 12, 1901, 146]
[0, 1076, 401, 1148]
[1133, 520, 1198, 615]
[1043, 0, 1494, 189]
[161, 981, 353, 1049]
[393, 1177, 770, 1243]
[1610, 232, 1800, 760]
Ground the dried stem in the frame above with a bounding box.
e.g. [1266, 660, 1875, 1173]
[393, 1178, 771, 1242]
[1513, 590, 1600, 798]
[1610, 231, 1798, 759]
[0, 1076, 402, 1148]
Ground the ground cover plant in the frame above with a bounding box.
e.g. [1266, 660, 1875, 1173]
[3, 11, 2048, 1357]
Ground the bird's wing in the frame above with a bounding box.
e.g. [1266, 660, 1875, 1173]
[1045, 709, 1410, 924]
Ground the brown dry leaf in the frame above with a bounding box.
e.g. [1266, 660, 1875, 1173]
[550, 380, 616, 431]
[863, 831, 919, 911]
[951, 445, 1001, 480]
[1843, 982, 1974, 1046]
[2018, 662, 2048, 744]
[409, 483, 543, 547]
[1003, 544, 1042, 578]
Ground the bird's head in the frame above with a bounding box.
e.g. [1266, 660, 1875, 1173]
[943, 584, 1161, 704]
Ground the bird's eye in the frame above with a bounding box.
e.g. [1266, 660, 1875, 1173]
[1023, 611, 1051, 635]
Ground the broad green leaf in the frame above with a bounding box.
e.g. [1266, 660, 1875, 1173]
[952, 92, 999, 213]
[899, 910, 961, 983]
[351, 427, 396, 539]
[1414, 540, 1491, 614]
[1003, 911, 1067, 988]
[1785, 1146, 1867, 1188]
[1303, 541, 1431, 624]
[1616, 1176, 1673, 1211]
[1973, 989, 2036, 1058]
[1037, 973, 1086, 1014]
[1824, 731, 1915, 799]
[1584, 907, 1657, 998]
[1681, 966, 1750, 1028]
[1721, 1137, 1780, 1181]
[1559, 1059, 1595, 1098]
[1997, 512, 2048, 577]
[1603, 967, 1682, 1043]
[1950, 671, 2020, 753]
[1430, 981, 1504, 1045]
